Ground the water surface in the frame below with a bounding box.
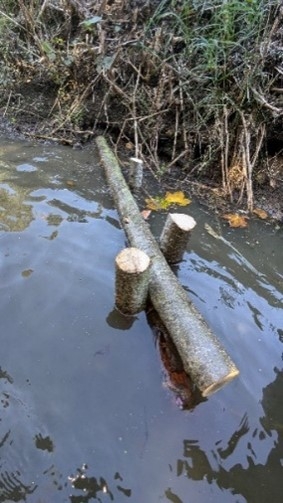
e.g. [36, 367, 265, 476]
[0, 138, 282, 502]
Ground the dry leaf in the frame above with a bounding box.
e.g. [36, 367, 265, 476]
[145, 191, 191, 211]
[66, 180, 76, 187]
[141, 209, 152, 220]
[164, 191, 191, 206]
[145, 197, 165, 211]
[125, 142, 134, 150]
[222, 213, 249, 228]
[253, 208, 268, 220]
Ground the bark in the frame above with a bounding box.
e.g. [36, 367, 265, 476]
[115, 247, 150, 315]
[129, 157, 143, 191]
[160, 213, 196, 263]
[96, 136, 239, 396]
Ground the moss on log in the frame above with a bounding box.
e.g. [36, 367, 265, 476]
[96, 136, 239, 396]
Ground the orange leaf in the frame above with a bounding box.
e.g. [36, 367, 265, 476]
[222, 213, 249, 228]
[253, 208, 268, 220]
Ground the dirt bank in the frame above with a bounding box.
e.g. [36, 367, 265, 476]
[0, 1, 282, 220]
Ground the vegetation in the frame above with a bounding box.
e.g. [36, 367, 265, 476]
[0, 0, 282, 210]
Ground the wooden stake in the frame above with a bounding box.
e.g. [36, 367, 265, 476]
[129, 157, 143, 191]
[115, 247, 150, 315]
[160, 213, 196, 263]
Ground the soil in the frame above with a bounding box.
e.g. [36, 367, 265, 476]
[0, 1, 282, 223]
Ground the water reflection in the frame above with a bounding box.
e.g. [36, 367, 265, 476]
[69, 466, 132, 501]
[170, 367, 283, 503]
[0, 141, 106, 233]
[0, 471, 37, 502]
[0, 178, 34, 231]
[106, 308, 137, 330]
[34, 433, 54, 452]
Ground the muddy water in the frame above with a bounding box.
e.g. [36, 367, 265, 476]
[0, 137, 282, 503]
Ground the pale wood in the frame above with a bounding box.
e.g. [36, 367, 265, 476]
[115, 247, 150, 315]
[129, 157, 143, 191]
[96, 136, 239, 396]
[160, 213, 196, 263]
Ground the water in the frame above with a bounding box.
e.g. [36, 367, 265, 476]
[0, 138, 282, 502]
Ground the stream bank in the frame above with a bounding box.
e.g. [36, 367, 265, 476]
[0, 113, 282, 224]
[0, 1, 282, 218]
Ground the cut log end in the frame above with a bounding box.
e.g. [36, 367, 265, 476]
[115, 247, 150, 274]
[170, 213, 197, 231]
[201, 368, 240, 397]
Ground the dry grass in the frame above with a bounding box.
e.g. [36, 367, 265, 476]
[0, 0, 282, 210]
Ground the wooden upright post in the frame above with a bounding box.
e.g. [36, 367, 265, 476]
[115, 247, 150, 315]
[129, 157, 143, 191]
[160, 213, 196, 263]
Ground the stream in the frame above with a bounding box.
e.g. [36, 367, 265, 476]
[0, 137, 282, 503]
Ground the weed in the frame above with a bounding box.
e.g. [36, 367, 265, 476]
[0, 0, 281, 209]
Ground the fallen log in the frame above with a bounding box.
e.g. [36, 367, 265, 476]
[96, 136, 239, 396]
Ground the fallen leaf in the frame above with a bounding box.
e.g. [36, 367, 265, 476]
[164, 191, 191, 206]
[141, 209, 152, 220]
[21, 269, 34, 278]
[222, 213, 249, 228]
[66, 180, 76, 187]
[145, 191, 191, 211]
[145, 196, 167, 211]
[253, 208, 268, 220]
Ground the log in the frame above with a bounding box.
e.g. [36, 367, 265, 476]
[115, 247, 150, 315]
[96, 136, 239, 396]
[160, 213, 196, 263]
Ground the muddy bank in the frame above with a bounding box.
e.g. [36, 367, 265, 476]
[0, 111, 282, 224]
[0, 1, 282, 216]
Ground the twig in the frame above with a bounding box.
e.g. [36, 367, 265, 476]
[165, 149, 190, 171]
[172, 106, 179, 161]
[3, 91, 12, 118]
[252, 87, 283, 115]
[240, 113, 253, 211]
[132, 64, 142, 159]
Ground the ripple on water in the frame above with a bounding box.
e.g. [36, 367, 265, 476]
[16, 163, 38, 172]
[0, 138, 283, 503]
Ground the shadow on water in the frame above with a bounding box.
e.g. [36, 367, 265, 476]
[0, 137, 283, 502]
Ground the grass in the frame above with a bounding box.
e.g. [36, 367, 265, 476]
[0, 0, 282, 209]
